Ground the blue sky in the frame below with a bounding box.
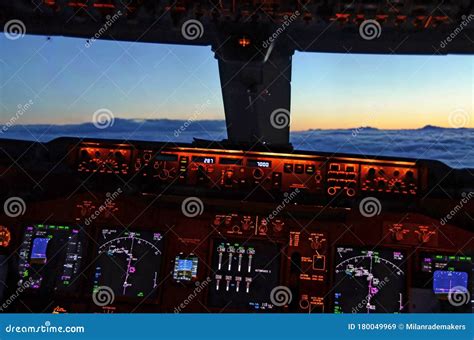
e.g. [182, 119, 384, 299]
[0, 34, 472, 130]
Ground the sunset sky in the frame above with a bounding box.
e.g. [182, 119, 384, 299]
[0, 34, 472, 130]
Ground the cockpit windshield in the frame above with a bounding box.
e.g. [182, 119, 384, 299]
[1, 35, 472, 168]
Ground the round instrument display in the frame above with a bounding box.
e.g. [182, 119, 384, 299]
[0, 226, 11, 247]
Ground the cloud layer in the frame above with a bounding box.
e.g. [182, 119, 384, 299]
[0, 119, 472, 169]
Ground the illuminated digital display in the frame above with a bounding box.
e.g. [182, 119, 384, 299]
[433, 270, 468, 294]
[0, 226, 11, 247]
[334, 247, 406, 313]
[30, 238, 50, 264]
[421, 253, 472, 273]
[18, 224, 84, 293]
[248, 159, 271, 168]
[209, 239, 280, 310]
[173, 254, 198, 282]
[219, 158, 243, 165]
[419, 253, 472, 298]
[155, 153, 178, 161]
[93, 229, 164, 300]
[192, 156, 215, 164]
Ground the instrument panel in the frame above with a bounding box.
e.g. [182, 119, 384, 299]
[74, 142, 421, 202]
[333, 247, 406, 314]
[17, 224, 84, 294]
[93, 229, 164, 301]
[0, 138, 472, 314]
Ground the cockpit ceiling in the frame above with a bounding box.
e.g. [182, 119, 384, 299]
[1, 0, 473, 54]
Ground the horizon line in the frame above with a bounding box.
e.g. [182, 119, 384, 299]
[2, 119, 472, 131]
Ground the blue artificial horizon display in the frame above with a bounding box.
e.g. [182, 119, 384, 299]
[433, 270, 468, 294]
[30, 238, 50, 263]
[173, 254, 199, 282]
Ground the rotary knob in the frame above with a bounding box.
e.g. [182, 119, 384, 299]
[310, 238, 322, 251]
[213, 216, 222, 226]
[158, 169, 170, 180]
[272, 220, 284, 233]
[241, 220, 251, 231]
[258, 219, 268, 234]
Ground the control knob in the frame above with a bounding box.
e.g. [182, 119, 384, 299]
[272, 219, 284, 233]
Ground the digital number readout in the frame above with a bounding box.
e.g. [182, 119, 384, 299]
[247, 159, 271, 168]
[192, 156, 215, 164]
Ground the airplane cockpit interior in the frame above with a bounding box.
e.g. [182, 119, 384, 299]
[0, 1, 472, 319]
